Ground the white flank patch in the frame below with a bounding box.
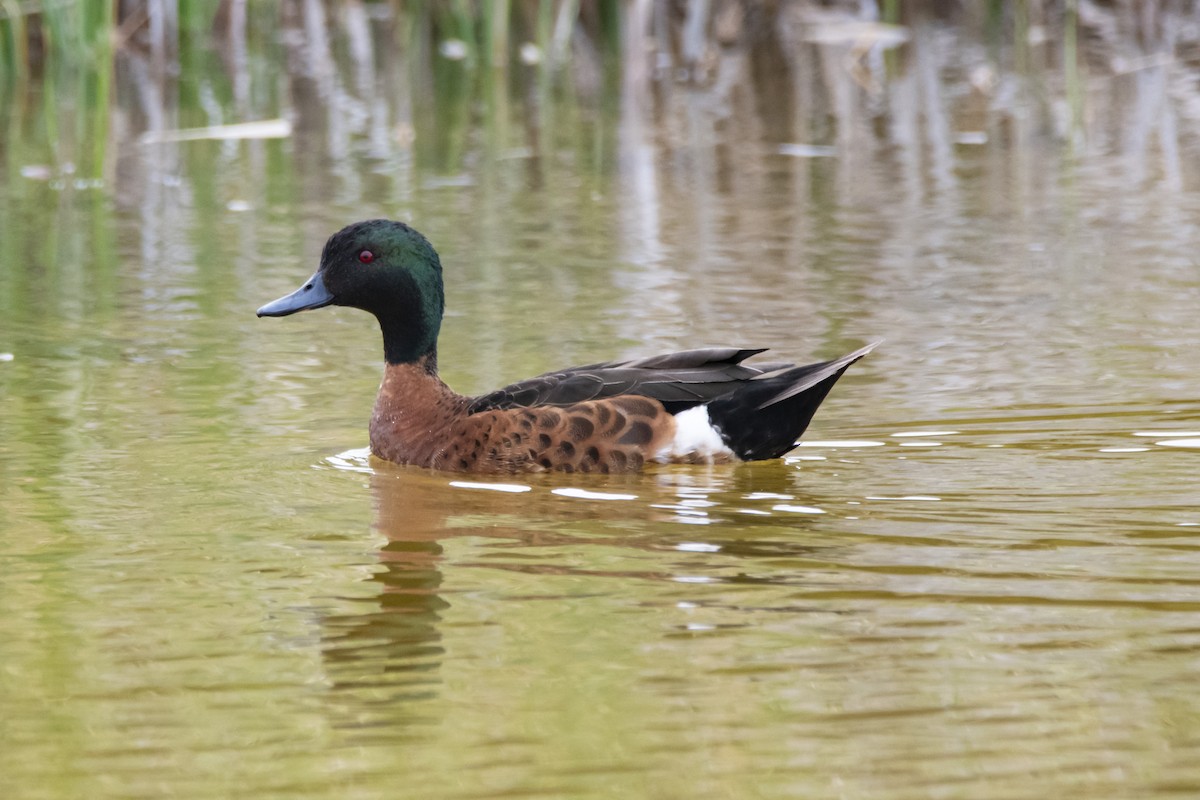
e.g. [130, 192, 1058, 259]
[656, 406, 734, 463]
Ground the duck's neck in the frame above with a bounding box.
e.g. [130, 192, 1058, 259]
[378, 305, 440, 367]
[369, 354, 468, 466]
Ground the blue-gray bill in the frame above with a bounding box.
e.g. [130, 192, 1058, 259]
[256, 272, 334, 317]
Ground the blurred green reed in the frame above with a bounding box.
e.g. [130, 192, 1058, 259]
[0, 0, 1168, 186]
[1, 1, 627, 83]
[0, 1, 623, 171]
[1, 0, 115, 75]
[2, 1, 118, 179]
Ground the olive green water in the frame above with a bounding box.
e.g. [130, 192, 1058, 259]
[3, 7, 1200, 799]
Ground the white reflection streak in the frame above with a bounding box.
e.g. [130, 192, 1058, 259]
[772, 504, 825, 515]
[651, 505, 706, 517]
[796, 440, 886, 448]
[1133, 431, 1200, 438]
[618, 0, 666, 273]
[324, 447, 374, 474]
[1156, 439, 1200, 449]
[552, 488, 638, 501]
[676, 542, 721, 553]
[866, 495, 942, 502]
[343, 1, 374, 100]
[449, 481, 533, 494]
[226, 0, 249, 113]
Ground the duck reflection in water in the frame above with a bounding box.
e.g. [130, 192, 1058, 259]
[316, 466, 581, 728]
[316, 471, 456, 722]
[315, 456, 838, 734]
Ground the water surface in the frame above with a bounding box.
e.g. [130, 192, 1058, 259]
[3, 5, 1200, 799]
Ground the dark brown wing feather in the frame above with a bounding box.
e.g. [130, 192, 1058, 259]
[467, 347, 784, 415]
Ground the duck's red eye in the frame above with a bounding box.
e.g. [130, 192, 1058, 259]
[358, 250, 374, 264]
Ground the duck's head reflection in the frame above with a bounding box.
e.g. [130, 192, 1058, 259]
[316, 468, 555, 707]
[316, 471, 459, 713]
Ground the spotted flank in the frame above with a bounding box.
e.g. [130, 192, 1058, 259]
[370, 371, 674, 473]
[259, 219, 878, 474]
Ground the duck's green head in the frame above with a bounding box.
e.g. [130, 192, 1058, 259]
[257, 220, 445, 366]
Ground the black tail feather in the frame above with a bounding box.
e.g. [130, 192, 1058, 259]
[706, 342, 878, 461]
